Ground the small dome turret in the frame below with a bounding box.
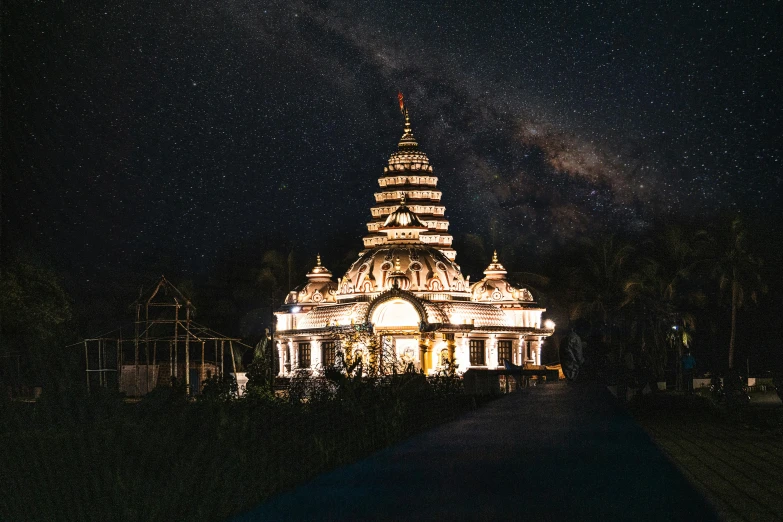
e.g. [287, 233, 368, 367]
[306, 254, 333, 281]
[471, 251, 534, 303]
[483, 250, 508, 280]
[385, 257, 411, 290]
[382, 195, 427, 229]
[380, 195, 428, 244]
[284, 254, 338, 305]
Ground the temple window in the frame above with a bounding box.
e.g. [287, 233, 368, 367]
[498, 340, 512, 365]
[298, 343, 311, 368]
[321, 342, 336, 368]
[469, 340, 485, 366]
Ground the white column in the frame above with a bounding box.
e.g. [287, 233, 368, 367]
[535, 337, 543, 366]
[312, 340, 321, 372]
[290, 340, 298, 370]
[457, 335, 469, 371]
[489, 336, 498, 368]
[277, 342, 287, 377]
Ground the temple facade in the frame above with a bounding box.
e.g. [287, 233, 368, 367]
[274, 109, 553, 376]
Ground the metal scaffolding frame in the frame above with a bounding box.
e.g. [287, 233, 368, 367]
[81, 276, 251, 396]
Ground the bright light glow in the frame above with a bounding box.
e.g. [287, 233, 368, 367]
[291, 306, 301, 313]
[544, 319, 555, 330]
[371, 299, 419, 327]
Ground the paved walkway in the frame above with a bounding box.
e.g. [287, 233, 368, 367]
[238, 383, 717, 521]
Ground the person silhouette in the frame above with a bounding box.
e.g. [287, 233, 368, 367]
[682, 349, 696, 395]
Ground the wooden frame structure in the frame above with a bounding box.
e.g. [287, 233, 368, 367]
[83, 276, 251, 396]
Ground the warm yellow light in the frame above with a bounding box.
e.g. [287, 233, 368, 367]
[544, 319, 555, 330]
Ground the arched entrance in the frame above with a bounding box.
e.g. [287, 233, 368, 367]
[367, 290, 430, 373]
[370, 298, 421, 328]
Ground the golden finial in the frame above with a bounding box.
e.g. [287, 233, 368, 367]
[404, 107, 411, 132]
[316, 253, 322, 266]
[400, 193, 407, 205]
[394, 256, 401, 271]
[492, 250, 498, 263]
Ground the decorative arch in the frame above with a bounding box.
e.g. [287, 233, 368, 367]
[365, 288, 428, 328]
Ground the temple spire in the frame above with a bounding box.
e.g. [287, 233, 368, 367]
[483, 251, 507, 280]
[307, 254, 333, 281]
[398, 97, 418, 148]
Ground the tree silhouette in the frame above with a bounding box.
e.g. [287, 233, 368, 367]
[623, 226, 705, 386]
[708, 216, 767, 370]
[569, 235, 634, 348]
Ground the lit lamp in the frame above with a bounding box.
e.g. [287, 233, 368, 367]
[544, 319, 555, 330]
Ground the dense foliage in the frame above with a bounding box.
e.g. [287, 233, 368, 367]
[524, 215, 775, 384]
[0, 372, 475, 521]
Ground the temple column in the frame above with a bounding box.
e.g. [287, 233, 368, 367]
[535, 337, 543, 366]
[419, 338, 429, 374]
[312, 340, 321, 373]
[458, 335, 469, 370]
[290, 340, 299, 370]
[489, 336, 498, 368]
[276, 342, 287, 377]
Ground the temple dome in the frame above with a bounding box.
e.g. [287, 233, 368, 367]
[470, 251, 535, 303]
[338, 244, 469, 299]
[383, 198, 427, 229]
[284, 255, 338, 305]
[385, 258, 411, 290]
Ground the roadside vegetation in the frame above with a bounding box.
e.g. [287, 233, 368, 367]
[0, 365, 477, 521]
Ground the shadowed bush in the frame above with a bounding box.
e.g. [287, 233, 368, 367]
[0, 375, 477, 521]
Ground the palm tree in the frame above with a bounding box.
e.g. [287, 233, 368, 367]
[623, 226, 704, 388]
[569, 235, 634, 343]
[708, 216, 767, 370]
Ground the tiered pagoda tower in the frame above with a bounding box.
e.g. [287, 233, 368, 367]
[362, 109, 456, 260]
[274, 98, 554, 378]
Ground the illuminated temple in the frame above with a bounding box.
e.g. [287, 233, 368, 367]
[274, 109, 554, 376]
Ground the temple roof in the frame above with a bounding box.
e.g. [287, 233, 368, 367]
[338, 244, 469, 299]
[296, 302, 370, 329]
[437, 301, 513, 327]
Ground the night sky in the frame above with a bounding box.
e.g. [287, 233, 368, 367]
[3, 0, 781, 280]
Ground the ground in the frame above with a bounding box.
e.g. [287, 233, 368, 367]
[243, 382, 717, 520]
[632, 390, 783, 522]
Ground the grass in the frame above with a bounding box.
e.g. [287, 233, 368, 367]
[0, 377, 484, 521]
[631, 391, 783, 522]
